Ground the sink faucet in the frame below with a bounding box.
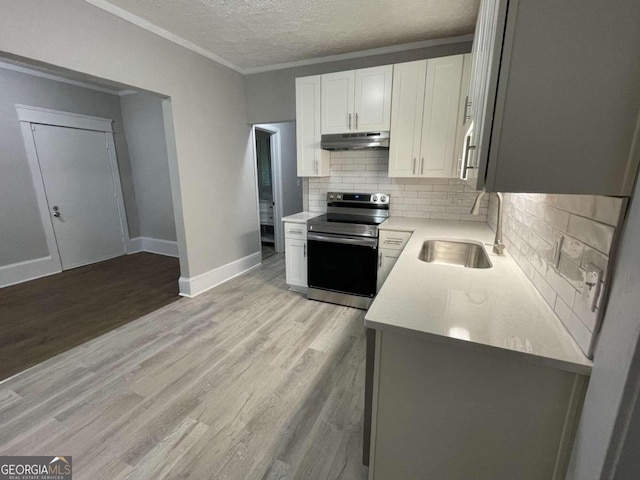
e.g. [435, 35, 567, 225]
[470, 191, 505, 255]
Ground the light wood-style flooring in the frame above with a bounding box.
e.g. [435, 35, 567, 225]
[0, 254, 368, 480]
[0, 253, 180, 380]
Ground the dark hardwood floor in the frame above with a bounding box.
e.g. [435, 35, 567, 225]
[0, 253, 180, 380]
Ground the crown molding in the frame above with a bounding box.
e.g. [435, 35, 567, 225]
[241, 34, 475, 74]
[83, 0, 245, 73]
[0, 60, 122, 95]
[84, 1, 473, 76]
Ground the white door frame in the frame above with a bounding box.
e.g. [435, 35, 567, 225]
[253, 125, 285, 253]
[16, 104, 132, 273]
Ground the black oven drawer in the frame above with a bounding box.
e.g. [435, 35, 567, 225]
[307, 233, 378, 297]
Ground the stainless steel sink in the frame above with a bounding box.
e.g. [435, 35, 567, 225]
[418, 240, 492, 269]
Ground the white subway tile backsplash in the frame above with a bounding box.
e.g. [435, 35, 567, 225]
[489, 192, 624, 357]
[305, 152, 486, 221]
[554, 298, 592, 354]
[567, 215, 614, 254]
[593, 196, 624, 226]
[533, 271, 557, 308]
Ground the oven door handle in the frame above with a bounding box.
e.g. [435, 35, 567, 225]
[307, 232, 378, 248]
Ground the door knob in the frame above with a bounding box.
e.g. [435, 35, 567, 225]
[52, 206, 61, 217]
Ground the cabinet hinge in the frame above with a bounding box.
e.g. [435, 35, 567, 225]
[31, 124, 36, 131]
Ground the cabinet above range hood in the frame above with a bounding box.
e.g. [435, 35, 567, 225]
[321, 131, 389, 151]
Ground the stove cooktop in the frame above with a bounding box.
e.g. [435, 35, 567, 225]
[310, 213, 387, 226]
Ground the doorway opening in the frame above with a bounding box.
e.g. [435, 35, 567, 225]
[253, 122, 302, 261]
[0, 57, 182, 380]
[255, 128, 277, 260]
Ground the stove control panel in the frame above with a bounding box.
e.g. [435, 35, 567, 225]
[326, 192, 390, 206]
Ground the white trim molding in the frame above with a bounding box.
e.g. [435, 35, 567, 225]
[178, 252, 262, 298]
[0, 256, 61, 289]
[0, 60, 122, 95]
[242, 35, 475, 74]
[16, 104, 114, 132]
[83, 0, 243, 73]
[79, 1, 474, 75]
[127, 237, 179, 257]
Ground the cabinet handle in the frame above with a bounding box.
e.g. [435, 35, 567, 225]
[348, 113, 352, 130]
[304, 243, 307, 257]
[378, 252, 382, 268]
[315, 159, 318, 174]
[384, 239, 403, 244]
[412, 158, 416, 175]
[290, 229, 302, 234]
[355, 113, 358, 130]
[463, 96, 472, 123]
[461, 134, 477, 180]
[420, 157, 425, 175]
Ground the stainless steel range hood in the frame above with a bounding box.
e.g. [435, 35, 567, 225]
[321, 131, 390, 151]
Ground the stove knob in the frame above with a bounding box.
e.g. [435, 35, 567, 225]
[337, 194, 342, 200]
[329, 194, 334, 199]
[380, 195, 387, 202]
[372, 195, 378, 202]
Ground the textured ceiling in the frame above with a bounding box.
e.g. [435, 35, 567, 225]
[92, 0, 479, 71]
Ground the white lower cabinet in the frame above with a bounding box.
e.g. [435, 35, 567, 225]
[284, 222, 307, 291]
[377, 230, 412, 292]
[376, 249, 399, 293]
[368, 330, 588, 479]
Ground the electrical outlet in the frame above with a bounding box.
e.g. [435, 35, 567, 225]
[582, 263, 603, 312]
[552, 233, 564, 268]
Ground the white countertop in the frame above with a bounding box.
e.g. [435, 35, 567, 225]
[281, 212, 322, 224]
[367, 217, 592, 375]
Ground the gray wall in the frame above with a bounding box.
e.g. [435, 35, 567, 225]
[567, 179, 640, 479]
[245, 41, 472, 124]
[1, 0, 260, 278]
[120, 92, 176, 241]
[259, 122, 301, 217]
[0, 67, 139, 266]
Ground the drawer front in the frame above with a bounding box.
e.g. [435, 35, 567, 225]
[285, 222, 307, 240]
[379, 230, 412, 250]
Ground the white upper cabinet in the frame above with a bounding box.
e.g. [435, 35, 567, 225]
[388, 61, 426, 177]
[419, 55, 464, 177]
[321, 66, 392, 134]
[321, 71, 355, 134]
[389, 55, 468, 178]
[453, 55, 473, 178]
[295, 75, 330, 177]
[354, 66, 393, 132]
[465, 0, 640, 195]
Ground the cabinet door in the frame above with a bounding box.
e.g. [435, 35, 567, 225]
[466, 0, 508, 189]
[376, 249, 400, 292]
[388, 61, 426, 177]
[285, 238, 307, 288]
[296, 76, 330, 176]
[419, 55, 464, 178]
[321, 71, 355, 134]
[354, 65, 393, 132]
[453, 54, 472, 178]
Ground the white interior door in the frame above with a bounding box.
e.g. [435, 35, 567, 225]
[33, 124, 125, 269]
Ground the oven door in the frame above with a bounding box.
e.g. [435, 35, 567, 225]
[307, 232, 378, 297]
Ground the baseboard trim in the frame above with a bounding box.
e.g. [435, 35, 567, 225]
[179, 251, 262, 298]
[0, 255, 62, 289]
[127, 237, 179, 257]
